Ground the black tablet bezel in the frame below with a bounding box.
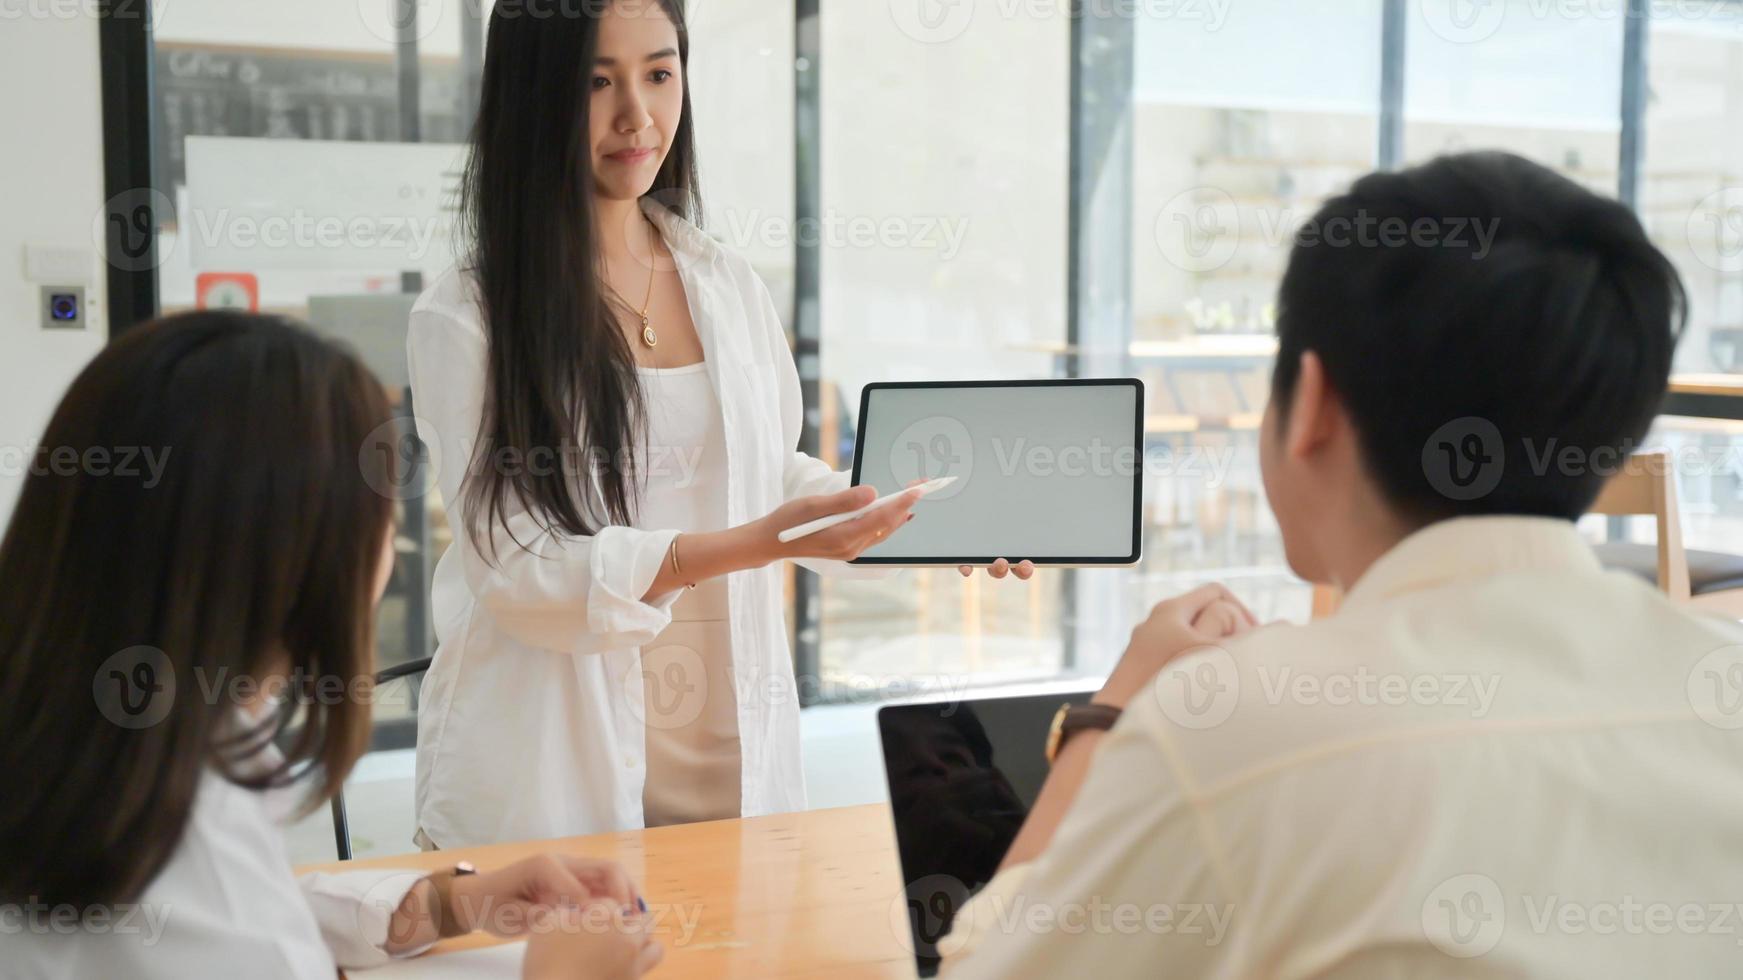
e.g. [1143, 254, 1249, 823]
[847, 378, 1145, 566]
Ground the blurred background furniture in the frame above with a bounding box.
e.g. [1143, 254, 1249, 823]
[306, 292, 438, 750]
[1592, 450, 1743, 617]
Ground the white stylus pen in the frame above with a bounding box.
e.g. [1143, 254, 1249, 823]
[776, 476, 958, 544]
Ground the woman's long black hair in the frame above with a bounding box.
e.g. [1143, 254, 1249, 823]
[460, 0, 700, 552]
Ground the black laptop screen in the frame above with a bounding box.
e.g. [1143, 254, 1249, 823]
[878, 689, 1094, 975]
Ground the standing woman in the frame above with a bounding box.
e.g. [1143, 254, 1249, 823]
[409, 0, 1034, 848]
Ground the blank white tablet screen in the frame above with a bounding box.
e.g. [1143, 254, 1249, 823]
[851, 381, 1142, 564]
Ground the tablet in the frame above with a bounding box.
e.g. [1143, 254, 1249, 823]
[848, 379, 1144, 566]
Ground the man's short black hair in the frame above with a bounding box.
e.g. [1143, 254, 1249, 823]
[1272, 150, 1686, 524]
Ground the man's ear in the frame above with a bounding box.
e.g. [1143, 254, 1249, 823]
[1284, 351, 1342, 461]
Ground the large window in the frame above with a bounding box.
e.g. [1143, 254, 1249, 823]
[134, 0, 800, 859]
[1129, 0, 1382, 646]
[141, 0, 796, 731]
[1644, 5, 1743, 376]
[1404, 0, 1623, 191]
[97, 0, 1743, 863]
[121, 0, 1743, 716]
[1640, 5, 1743, 558]
[688, 1, 796, 307]
[815, 0, 1071, 695]
[145, 2, 486, 766]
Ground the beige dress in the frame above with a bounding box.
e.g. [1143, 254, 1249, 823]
[633, 361, 742, 826]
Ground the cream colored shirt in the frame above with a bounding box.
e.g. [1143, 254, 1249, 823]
[944, 516, 1743, 977]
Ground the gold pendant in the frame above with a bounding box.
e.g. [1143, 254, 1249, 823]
[641, 315, 657, 348]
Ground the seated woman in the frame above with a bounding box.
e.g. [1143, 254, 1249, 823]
[0, 311, 661, 980]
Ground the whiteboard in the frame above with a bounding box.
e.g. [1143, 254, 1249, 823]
[183, 135, 466, 274]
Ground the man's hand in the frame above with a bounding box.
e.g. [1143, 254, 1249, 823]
[996, 585, 1257, 873]
[1094, 584, 1257, 709]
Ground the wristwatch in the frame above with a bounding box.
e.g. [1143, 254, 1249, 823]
[426, 860, 478, 939]
[1044, 702, 1122, 764]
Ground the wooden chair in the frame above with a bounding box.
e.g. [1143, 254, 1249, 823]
[1308, 449, 1735, 620]
[1590, 450, 1743, 617]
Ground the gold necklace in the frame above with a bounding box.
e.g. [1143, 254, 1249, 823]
[637, 218, 658, 348]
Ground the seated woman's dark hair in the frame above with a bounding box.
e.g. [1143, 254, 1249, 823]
[0, 311, 395, 908]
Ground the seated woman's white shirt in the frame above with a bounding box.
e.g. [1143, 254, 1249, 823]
[1, 758, 428, 978]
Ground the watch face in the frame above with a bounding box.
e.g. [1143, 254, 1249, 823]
[1045, 703, 1071, 762]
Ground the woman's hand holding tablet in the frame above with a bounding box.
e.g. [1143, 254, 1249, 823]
[957, 557, 1035, 580]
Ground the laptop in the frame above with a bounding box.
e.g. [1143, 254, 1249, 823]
[878, 683, 1099, 975]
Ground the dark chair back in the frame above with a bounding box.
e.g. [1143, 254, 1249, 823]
[329, 657, 432, 861]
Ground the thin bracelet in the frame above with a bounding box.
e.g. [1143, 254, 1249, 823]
[669, 534, 696, 590]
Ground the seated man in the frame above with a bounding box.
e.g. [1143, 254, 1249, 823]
[942, 151, 1743, 977]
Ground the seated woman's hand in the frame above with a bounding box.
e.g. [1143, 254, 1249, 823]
[450, 854, 640, 937]
[522, 902, 663, 980]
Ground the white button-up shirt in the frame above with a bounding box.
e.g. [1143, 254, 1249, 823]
[944, 516, 1743, 977]
[1, 762, 427, 978]
[406, 200, 872, 847]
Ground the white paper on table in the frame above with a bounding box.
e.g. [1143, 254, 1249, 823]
[362, 942, 525, 978]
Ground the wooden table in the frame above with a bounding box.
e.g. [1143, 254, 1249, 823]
[298, 804, 915, 979]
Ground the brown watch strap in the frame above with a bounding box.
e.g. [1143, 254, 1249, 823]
[427, 861, 477, 939]
[1050, 703, 1122, 763]
[1038, 697, 1122, 760]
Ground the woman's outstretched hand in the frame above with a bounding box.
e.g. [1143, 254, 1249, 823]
[744, 483, 1036, 578]
[754, 485, 921, 563]
[957, 558, 1036, 581]
[647, 486, 918, 598]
